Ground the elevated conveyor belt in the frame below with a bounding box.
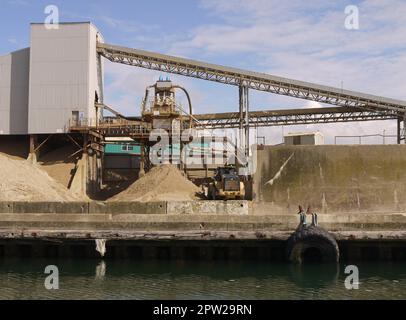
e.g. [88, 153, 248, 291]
[192, 106, 398, 129]
[97, 43, 406, 115]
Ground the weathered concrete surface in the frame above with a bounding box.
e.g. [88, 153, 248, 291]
[253, 145, 406, 213]
[167, 201, 249, 215]
[0, 202, 13, 213]
[0, 212, 406, 238]
[0, 200, 247, 215]
[89, 201, 167, 215]
[1, 228, 406, 242]
[0, 202, 89, 214]
[0, 213, 296, 231]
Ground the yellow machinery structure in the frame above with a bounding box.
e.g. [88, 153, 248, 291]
[207, 166, 245, 200]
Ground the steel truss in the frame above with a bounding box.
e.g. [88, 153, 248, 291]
[192, 107, 399, 129]
[97, 43, 406, 116]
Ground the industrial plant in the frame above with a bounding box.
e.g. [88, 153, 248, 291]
[1, 22, 406, 264]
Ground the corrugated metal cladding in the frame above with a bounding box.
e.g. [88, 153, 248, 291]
[0, 48, 30, 135]
[28, 23, 104, 134]
[0, 23, 104, 135]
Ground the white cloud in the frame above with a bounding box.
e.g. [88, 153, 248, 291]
[7, 38, 18, 45]
[97, 16, 159, 34]
[178, 1, 405, 142]
[103, 60, 207, 117]
[170, 0, 406, 98]
[8, 0, 29, 6]
[304, 101, 323, 109]
[102, 1, 406, 144]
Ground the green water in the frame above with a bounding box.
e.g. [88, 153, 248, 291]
[0, 258, 405, 300]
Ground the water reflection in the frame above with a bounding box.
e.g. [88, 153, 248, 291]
[288, 263, 339, 289]
[0, 258, 405, 299]
[95, 261, 106, 280]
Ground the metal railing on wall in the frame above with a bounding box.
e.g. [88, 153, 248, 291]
[334, 133, 400, 145]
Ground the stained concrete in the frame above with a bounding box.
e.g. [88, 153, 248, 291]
[89, 201, 167, 215]
[167, 201, 249, 215]
[9, 202, 89, 214]
[0, 200, 247, 215]
[1, 212, 406, 234]
[253, 145, 406, 213]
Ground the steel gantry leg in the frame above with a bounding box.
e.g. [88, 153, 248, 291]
[404, 117, 406, 144]
[239, 85, 250, 158]
[397, 117, 402, 145]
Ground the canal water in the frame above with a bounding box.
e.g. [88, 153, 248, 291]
[0, 258, 405, 299]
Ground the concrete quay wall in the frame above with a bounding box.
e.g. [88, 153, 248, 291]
[0, 200, 249, 215]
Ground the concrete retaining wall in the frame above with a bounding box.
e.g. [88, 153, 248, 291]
[0, 202, 89, 214]
[253, 145, 406, 213]
[89, 201, 166, 215]
[167, 201, 249, 215]
[0, 200, 249, 215]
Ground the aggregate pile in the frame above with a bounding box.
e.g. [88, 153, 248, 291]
[0, 153, 80, 201]
[111, 165, 200, 202]
[38, 145, 79, 188]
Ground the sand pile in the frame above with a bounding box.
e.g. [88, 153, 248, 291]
[0, 153, 80, 201]
[111, 165, 200, 202]
[39, 145, 79, 188]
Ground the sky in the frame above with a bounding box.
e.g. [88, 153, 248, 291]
[1, 0, 406, 144]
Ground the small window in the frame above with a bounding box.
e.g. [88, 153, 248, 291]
[121, 145, 134, 152]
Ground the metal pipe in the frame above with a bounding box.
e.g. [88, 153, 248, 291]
[172, 85, 194, 128]
[142, 85, 155, 114]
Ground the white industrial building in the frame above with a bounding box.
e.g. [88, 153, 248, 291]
[284, 132, 325, 145]
[0, 22, 104, 135]
[0, 48, 30, 135]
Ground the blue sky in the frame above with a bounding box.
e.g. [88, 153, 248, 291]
[1, 0, 405, 144]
